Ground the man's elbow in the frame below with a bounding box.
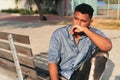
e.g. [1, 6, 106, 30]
[101, 41, 112, 52]
[106, 43, 112, 52]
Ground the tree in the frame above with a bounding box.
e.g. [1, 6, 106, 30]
[15, 0, 19, 9]
[34, 0, 60, 21]
[26, 0, 34, 11]
[14, 0, 60, 21]
[14, 0, 34, 11]
[34, 0, 47, 21]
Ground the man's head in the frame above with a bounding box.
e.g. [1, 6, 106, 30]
[74, 3, 94, 19]
[71, 3, 94, 34]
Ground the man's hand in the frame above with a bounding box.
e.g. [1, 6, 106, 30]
[70, 25, 85, 35]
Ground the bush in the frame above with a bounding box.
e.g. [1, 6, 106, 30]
[1, 8, 58, 15]
[42, 8, 58, 14]
[1, 8, 37, 15]
[1, 8, 19, 13]
[19, 9, 34, 15]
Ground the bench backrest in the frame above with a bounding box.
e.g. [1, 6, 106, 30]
[34, 52, 49, 79]
[0, 32, 37, 79]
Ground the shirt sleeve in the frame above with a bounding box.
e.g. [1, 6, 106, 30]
[48, 30, 61, 64]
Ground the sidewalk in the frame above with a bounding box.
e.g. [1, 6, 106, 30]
[0, 14, 72, 23]
[0, 14, 120, 80]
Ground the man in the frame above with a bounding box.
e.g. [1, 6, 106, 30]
[48, 3, 112, 80]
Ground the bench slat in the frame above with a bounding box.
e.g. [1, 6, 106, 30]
[35, 61, 48, 71]
[0, 41, 32, 56]
[0, 32, 30, 44]
[0, 49, 35, 68]
[0, 58, 37, 79]
[35, 57, 48, 64]
[0, 32, 50, 79]
[37, 53, 48, 58]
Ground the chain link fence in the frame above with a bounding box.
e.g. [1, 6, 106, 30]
[97, 0, 120, 19]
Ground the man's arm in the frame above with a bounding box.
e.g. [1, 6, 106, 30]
[83, 27, 112, 52]
[70, 25, 112, 52]
[48, 63, 59, 80]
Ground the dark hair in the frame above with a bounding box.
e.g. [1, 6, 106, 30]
[74, 3, 94, 19]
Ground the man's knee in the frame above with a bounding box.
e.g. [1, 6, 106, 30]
[89, 51, 109, 80]
[91, 51, 109, 68]
[93, 50, 109, 59]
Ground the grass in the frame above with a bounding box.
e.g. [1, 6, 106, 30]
[62, 18, 120, 30]
[91, 18, 120, 30]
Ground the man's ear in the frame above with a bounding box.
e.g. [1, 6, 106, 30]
[90, 19, 93, 24]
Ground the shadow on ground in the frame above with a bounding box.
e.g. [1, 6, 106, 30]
[102, 59, 115, 80]
[0, 15, 72, 29]
[115, 75, 120, 80]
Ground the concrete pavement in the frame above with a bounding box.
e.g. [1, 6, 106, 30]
[0, 14, 120, 80]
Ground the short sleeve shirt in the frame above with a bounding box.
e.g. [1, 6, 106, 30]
[48, 25, 106, 79]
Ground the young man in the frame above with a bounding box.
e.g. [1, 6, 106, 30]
[48, 3, 112, 80]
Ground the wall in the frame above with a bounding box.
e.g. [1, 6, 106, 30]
[0, 0, 15, 11]
[57, 0, 74, 16]
[74, 0, 97, 15]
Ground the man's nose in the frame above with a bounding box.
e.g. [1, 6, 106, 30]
[76, 20, 81, 25]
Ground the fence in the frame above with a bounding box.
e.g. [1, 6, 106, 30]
[97, 3, 120, 19]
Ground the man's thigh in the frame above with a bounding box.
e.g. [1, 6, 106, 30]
[70, 57, 91, 80]
[89, 50, 109, 80]
[70, 50, 109, 80]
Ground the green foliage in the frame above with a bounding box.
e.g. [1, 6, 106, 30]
[103, 0, 118, 4]
[1, 8, 38, 15]
[15, 0, 19, 4]
[1, 8, 19, 13]
[1, 8, 57, 15]
[42, 9, 58, 14]
[19, 9, 34, 15]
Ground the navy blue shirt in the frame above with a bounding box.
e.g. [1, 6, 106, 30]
[48, 25, 105, 79]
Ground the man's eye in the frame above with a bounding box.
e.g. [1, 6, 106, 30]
[82, 20, 87, 22]
[74, 17, 78, 20]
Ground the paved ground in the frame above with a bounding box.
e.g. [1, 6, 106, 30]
[0, 14, 120, 80]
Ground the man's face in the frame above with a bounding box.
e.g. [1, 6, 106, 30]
[72, 11, 92, 28]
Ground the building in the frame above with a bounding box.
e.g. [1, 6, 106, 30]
[0, 0, 15, 11]
[57, 0, 97, 16]
[0, 0, 97, 16]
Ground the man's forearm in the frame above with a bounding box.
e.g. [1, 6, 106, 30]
[83, 27, 112, 52]
[48, 63, 59, 80]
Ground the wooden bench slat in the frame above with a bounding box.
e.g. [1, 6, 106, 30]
[35, 57, 48, 64]
[35, 52, 48, 60]
[0, 32, 50, 79]
[38, 53, 48, 58]
[0, 58, 37, 79]
[39, 52, 48, 56]
[0, 41, 32, 56]
[0, 32, 30, 44]
[0, 49, 35, 68]
[35, 61, 48, 71]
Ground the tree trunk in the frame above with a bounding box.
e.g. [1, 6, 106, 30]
[34, 0, 47, 21]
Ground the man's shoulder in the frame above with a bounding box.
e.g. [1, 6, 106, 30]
[89, 27, 102, 32]
[54, 25, 71, 33]
[89, 27, 100, 31]
[89, 27, 105, 36]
